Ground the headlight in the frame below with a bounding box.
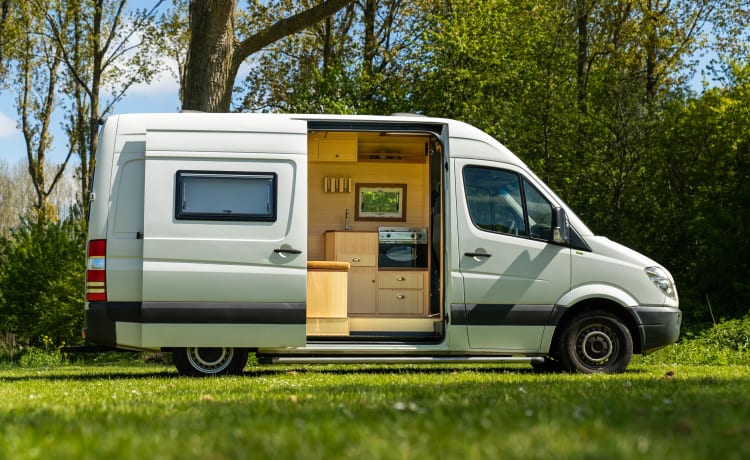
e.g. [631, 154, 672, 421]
[645, 266, 677, 300]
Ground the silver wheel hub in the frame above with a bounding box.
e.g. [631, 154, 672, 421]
[186, 347, 234, 374]
[577, 327, 615, 365]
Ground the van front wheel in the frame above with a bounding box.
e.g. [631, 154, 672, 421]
[559, 311, 633, 374]
[173, 347, 248, 377]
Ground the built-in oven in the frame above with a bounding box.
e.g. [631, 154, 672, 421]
[378, 227, 428, 269]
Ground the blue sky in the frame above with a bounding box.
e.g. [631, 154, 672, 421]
[0, 75, 181, 166]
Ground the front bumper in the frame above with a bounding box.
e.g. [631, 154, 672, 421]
[631, 306, 682, 354]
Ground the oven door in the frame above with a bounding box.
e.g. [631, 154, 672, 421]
[378, 242, 428, 268]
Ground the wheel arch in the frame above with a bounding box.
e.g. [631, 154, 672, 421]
[550, 298, 642, 356]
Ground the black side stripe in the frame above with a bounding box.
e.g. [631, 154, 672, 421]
[451, 303, 563, 326]
[105, 301, 306, 324]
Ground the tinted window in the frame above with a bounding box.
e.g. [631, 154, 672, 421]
[523, 178, 553, 240]
[463, 166, 527, 236]
[175, 171, 277, 221]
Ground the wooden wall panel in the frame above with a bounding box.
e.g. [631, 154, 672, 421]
[308, 162, 428, 260]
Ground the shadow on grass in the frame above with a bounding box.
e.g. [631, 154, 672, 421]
[0, 361, 651, 381]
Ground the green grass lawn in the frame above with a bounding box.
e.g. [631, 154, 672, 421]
[1, 361, 749, 460]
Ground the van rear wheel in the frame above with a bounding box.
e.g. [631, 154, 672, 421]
[173, 347, 248, 377]
[559, 311, 633, 374]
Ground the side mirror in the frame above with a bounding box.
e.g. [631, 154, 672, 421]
[551, 207, 569, 245]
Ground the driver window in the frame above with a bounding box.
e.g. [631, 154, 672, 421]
[523, 178, 553, 240]
[463, 166, 528, 236]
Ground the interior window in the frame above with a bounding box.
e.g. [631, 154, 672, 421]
[463, 166, 527, 236]
[175, 171, 277, 221]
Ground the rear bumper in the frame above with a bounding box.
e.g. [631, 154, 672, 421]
[631, 306, 682, 354]
[85, 302, 117, 347]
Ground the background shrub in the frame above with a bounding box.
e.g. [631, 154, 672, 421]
[637, 313, 750, 365]
[0, 210, 86, 349]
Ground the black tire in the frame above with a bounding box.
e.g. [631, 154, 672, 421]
[559, 310, 633, 374]
[172, 347, 248, 377]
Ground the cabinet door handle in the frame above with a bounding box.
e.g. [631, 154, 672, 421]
[397, 276, 406, 281]
[352, 256, 361, 262]
[397, 294, 405, 299]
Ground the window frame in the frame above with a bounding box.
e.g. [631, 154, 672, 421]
[175, 170, 278, 222]
[462, 165, 553, 242]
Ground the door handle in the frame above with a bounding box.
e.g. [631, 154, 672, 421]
[274, 248, 302, 255]
[464, 252, 492, 258]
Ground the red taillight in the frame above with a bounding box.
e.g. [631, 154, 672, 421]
[86, 239, 106, 302]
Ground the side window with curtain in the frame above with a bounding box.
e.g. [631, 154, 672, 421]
[463, 166, 528, 237]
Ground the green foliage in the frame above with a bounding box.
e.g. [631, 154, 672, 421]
[638, 314, 750, 365]
[648, 62, 750, 320]
[0, 210, 86, 348]
[701, 315, 750, 352]
[409, 0, 750, 324]
[237, 0, 421, 114]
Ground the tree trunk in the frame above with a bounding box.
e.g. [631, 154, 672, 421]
[575, 0, 589, 115]
[182, 0, 354, 112]
[363, 0, 376, 78]
[322, 16, 333, 75]
[183, 0, 237, 112]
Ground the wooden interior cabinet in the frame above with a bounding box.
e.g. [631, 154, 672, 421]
[324, 232, 428, 317]
[306, 261, 350, 335]
[309, 134, 357, 162]
[325, 231, 378, 315]
[377, 271, 427, 316]
[347, 267, 377, 315]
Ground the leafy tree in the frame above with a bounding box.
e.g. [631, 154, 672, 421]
[238, 0, 424, 114]
[0, 0, 15, 82]
[12, 1, 74, 218]
[182, 0, 354, 112]
[412, 0, 748, 323]
[0, 161, 31, 235]
[44, 0, 165, 215]
[652, 62, 750, 321]
[156, 0, 190, 102]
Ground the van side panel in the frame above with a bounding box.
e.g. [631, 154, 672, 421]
[141, 156, 304, 303]
[138, 122, 308, 348]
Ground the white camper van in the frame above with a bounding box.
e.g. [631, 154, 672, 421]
[83, 113, 680, 376]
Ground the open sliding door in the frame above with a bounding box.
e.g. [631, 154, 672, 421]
[140, 115, 308, 348]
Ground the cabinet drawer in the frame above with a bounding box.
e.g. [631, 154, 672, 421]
[377, 289, 424, 315]
[378, 271, 424, 289]
[340, 253, 377, 267]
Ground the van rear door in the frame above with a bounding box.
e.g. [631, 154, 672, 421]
[140, 116, 308, 348]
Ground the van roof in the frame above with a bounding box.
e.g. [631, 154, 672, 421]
[106, 112, 593, 235]
[110, 111, 524, 165]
